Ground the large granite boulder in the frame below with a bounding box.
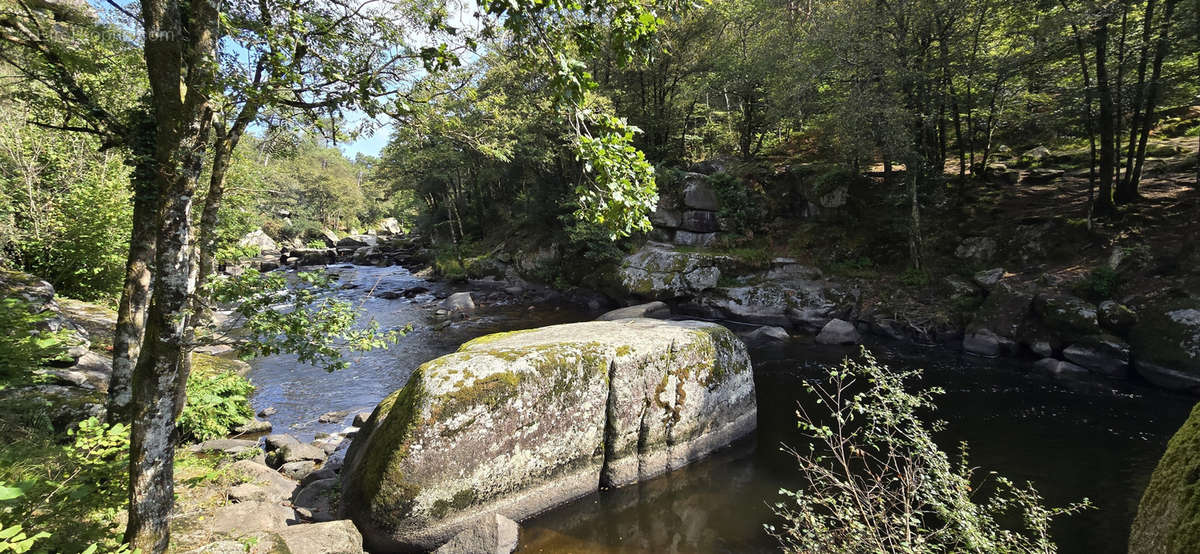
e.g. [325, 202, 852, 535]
[1034, 292, 1101, 340]
[618, 244, 721, 299]
[1130, 295, 1200, 393]
[341, 319, 756, 551]
[1130, 403, 1200, 554]
[681, 173, 719, 210]
[238, 229, 278, 252]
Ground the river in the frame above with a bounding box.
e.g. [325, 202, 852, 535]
[246, 264, 1195, 553]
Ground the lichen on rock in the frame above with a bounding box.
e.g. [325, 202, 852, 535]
[341, 319, 756, 552]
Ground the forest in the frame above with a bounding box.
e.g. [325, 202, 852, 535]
[0, 0, 1198, 552]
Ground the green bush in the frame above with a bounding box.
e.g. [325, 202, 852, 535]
[769, 350, 1089, 553]
[0, 297, 69, 387]
[0, 418, 129, 552]
[1076, 266, 1119, 301]
[709, 172, 768, 235]
[177, 364, 255, 442]
[899, 266, 931, 287]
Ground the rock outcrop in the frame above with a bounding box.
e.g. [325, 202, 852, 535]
[341, 319, 756, 551]
[1130, 403, 1200, 554]
[618, 243, 722, 299]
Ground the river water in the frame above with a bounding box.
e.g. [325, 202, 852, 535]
[246, 265, 1195, 554]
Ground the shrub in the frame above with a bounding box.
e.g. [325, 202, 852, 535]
[1076, 266, 1119, 301]
[709, 172, 767, 235]
[769, 349, 1089, 553]
[0, 418, 129, 552]
[177, 362, 255, 442]
[899, 266, 931, 287]
[0, 297, 69, 386]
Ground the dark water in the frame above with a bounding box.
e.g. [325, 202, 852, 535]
[245, 265, 1196, 553]
[519, 338, 1196, 554]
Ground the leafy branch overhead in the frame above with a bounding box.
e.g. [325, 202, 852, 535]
[203, 269, 407, 372]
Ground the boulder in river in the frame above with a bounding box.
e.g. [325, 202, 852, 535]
[439, 292, 476, 312]
[816, 319, 860, 345]
[340, 319, 756, 551]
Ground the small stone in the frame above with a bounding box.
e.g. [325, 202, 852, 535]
[1030, 341, 1054, 358]
[352, 412, 372, 427]
[278, 460, 319, 481]
[233, 418, 272, 434]
[815, 319, 859, 345]
[189, 438, 257, 455]
[318, 410, 349, 424]
[973, 268, 1005, 289]
[257, 406, 278, 418]
[1063, 337, 1131, 378]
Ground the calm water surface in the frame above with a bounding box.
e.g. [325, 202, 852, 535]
[245, 265, 1195, 554]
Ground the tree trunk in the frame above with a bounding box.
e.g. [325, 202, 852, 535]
[1070, 20, 1099, 227]
[1129, 0, 1179, 196]
[1094, 16, 1117, 217]
[124, 0, 217, 549]
[1119, 0, 1157, 201]
[107, 153, 158, 423]
[195, 103, 258, 315]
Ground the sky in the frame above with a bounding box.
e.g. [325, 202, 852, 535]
[341, 120, 391, 158]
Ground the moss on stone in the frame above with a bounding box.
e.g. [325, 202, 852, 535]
[350, 367, 427, 528]
[430, 488, 478, 519]
[435, 371, 520, 420]
[1130, 402, 1200, 554]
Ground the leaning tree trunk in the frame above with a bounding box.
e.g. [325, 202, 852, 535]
[124, 0, 217, 549]
[1129, 0, 1179, 196]
[107, 144, 158, 423]
[195, 103, 258, 317]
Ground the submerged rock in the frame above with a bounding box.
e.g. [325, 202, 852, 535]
[596, 301, 670, 321]
[745, 326, 789, 342]
[341, 319, 756, 551]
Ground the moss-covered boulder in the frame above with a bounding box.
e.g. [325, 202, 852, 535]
[964, 279, 1037, 357]
[1130, 295, 1200, 393]
[1130, 402, 1200, 553]
[618, 243, 722, 299]
[1033, 292, 1101, 340]
[340, 319, 756, 551]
